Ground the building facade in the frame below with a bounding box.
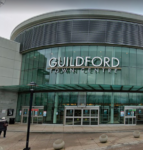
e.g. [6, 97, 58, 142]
[8, 9, 143, 125]
[0, 37, 21, 121]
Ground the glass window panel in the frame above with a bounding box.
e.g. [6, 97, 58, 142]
[27, 70, 32, 83]
[130, 67, 136, 85]
[32, 69, 37, 82]
[105, 69, 112, 84]
[23, 71, 28, 84]
[33, 51, 39, 68]
[22, 54, 26, 62]
[96, 46, 105, 84]
[24, 53, 29, 70]
[66, 118, 73, 125]
[83, 118, 90, 125]
[114, 69, 121, 85]
[97, 46, 105, 66]
[83, 110, 90, 116]
[34, 93, 42, 106]
[46, 93, 55, 123]
[129, 93, 136, 104]
[66, 110, 73, 116]
[137, 68, 143, 86]
[125, 118, 132, 124]
[64, 47, 72, 84]
[120, 93, 129, 104]
[91, 118, 98, 125]
[91, 110, 98, 117]
[89, 46, 97, 62]
[45, 48, 52, 68]
[104, 93, 111, 105]
[130, 48, 136, 67]
[62, 92, 70, 105]
[74, 110, 81, 116]
[136, 108, 143, 114]
[122, 47, 129, 67]
[79, 46, 88, 84]
[70, 92, 78, 106]
[71, 46, 80, 84]
[38, 109, 43, 116]
[88, 46, 97, 84]
[86, 92, 96, 106]
[121, 67, 129, 85]
[49, 48, 58, 84]
[21, 61, 25, 71]
[96, 70, 104, 84]
[95, 92, 104, 105]
[114, 93, 121, 104]
[56, 47, 65, 84]
[20, 71, 24, 81]
[136, 93, 143, 105]
[105, 46, 113, 67]
[137, 49, 143, 68]
[114, 47, 122, 67]
[28, 52, 34, 69]
[74, 118, 81, 125]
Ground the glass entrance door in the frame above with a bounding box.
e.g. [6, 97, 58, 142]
[124, 106, 136, 125]
[21, 106, 44, 124]
[100, 106, 124, 124]
[124, 106, 143, 125]
[64, 106, 99, 126]
[136, 109, 143, 125]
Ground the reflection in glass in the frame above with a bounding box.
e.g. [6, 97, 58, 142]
[74, 118, 81, 125]
[91, 118, 98, 125]
[33, 117, 38, 123]
[125, 118, 132, 124]
[91, 110, 98, 117]
[83, 118, 90, 125]
[83, 110, 90, 116]
[66, 110, 73, 116]
[66, 118, 73, 125]
[23, 117, 27, 123]
[74, 110, 81, 116]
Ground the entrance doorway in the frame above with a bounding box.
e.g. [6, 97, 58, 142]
[64, 106, 99, 125]
[124, 106, 143, 125]
[21, 106, 44, 124]
[100, 106, 124, 124]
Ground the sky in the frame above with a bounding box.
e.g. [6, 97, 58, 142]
[1, 0, 143, 39]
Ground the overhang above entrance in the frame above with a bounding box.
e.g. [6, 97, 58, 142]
[1, 84, 143, 93]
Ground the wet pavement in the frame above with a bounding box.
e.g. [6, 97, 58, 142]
[0, 124, 143, 150]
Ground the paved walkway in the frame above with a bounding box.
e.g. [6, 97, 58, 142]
[0, 124, 143, 150]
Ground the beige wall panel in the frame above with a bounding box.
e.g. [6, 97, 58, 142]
[0, 37, 21, 86]
[0, 91, 18, 122]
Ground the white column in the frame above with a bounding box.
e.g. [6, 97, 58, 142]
[110, 93, 114, 123]
[53, 93, 58, 123]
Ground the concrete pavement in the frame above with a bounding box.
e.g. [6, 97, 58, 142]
[0, 124, 143, 150]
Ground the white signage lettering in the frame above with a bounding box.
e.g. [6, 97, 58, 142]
[49, 56, 120, 68]
[48, 56, 121, 74]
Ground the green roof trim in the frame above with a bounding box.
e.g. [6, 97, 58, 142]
[1, 84, 143, 93]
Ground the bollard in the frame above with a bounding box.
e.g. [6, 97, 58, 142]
[133, 131, 140, 138]
[99, 134, 108, 143]
[53, 139, 65, 150]
[0, 147, 3, 150]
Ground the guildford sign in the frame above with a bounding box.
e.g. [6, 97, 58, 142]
[47, 56, 121, 73]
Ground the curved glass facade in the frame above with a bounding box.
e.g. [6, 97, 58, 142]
[20, 46, 143, 86]
[16, 45, 143, 125]
[17, 92, 143, 124]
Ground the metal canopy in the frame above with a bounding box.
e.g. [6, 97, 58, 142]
[1, 84, 143, 93]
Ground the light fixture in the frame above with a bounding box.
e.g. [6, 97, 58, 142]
[23, 82, 37, 150]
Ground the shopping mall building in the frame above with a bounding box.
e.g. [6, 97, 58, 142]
[1, 9, 143, 125]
